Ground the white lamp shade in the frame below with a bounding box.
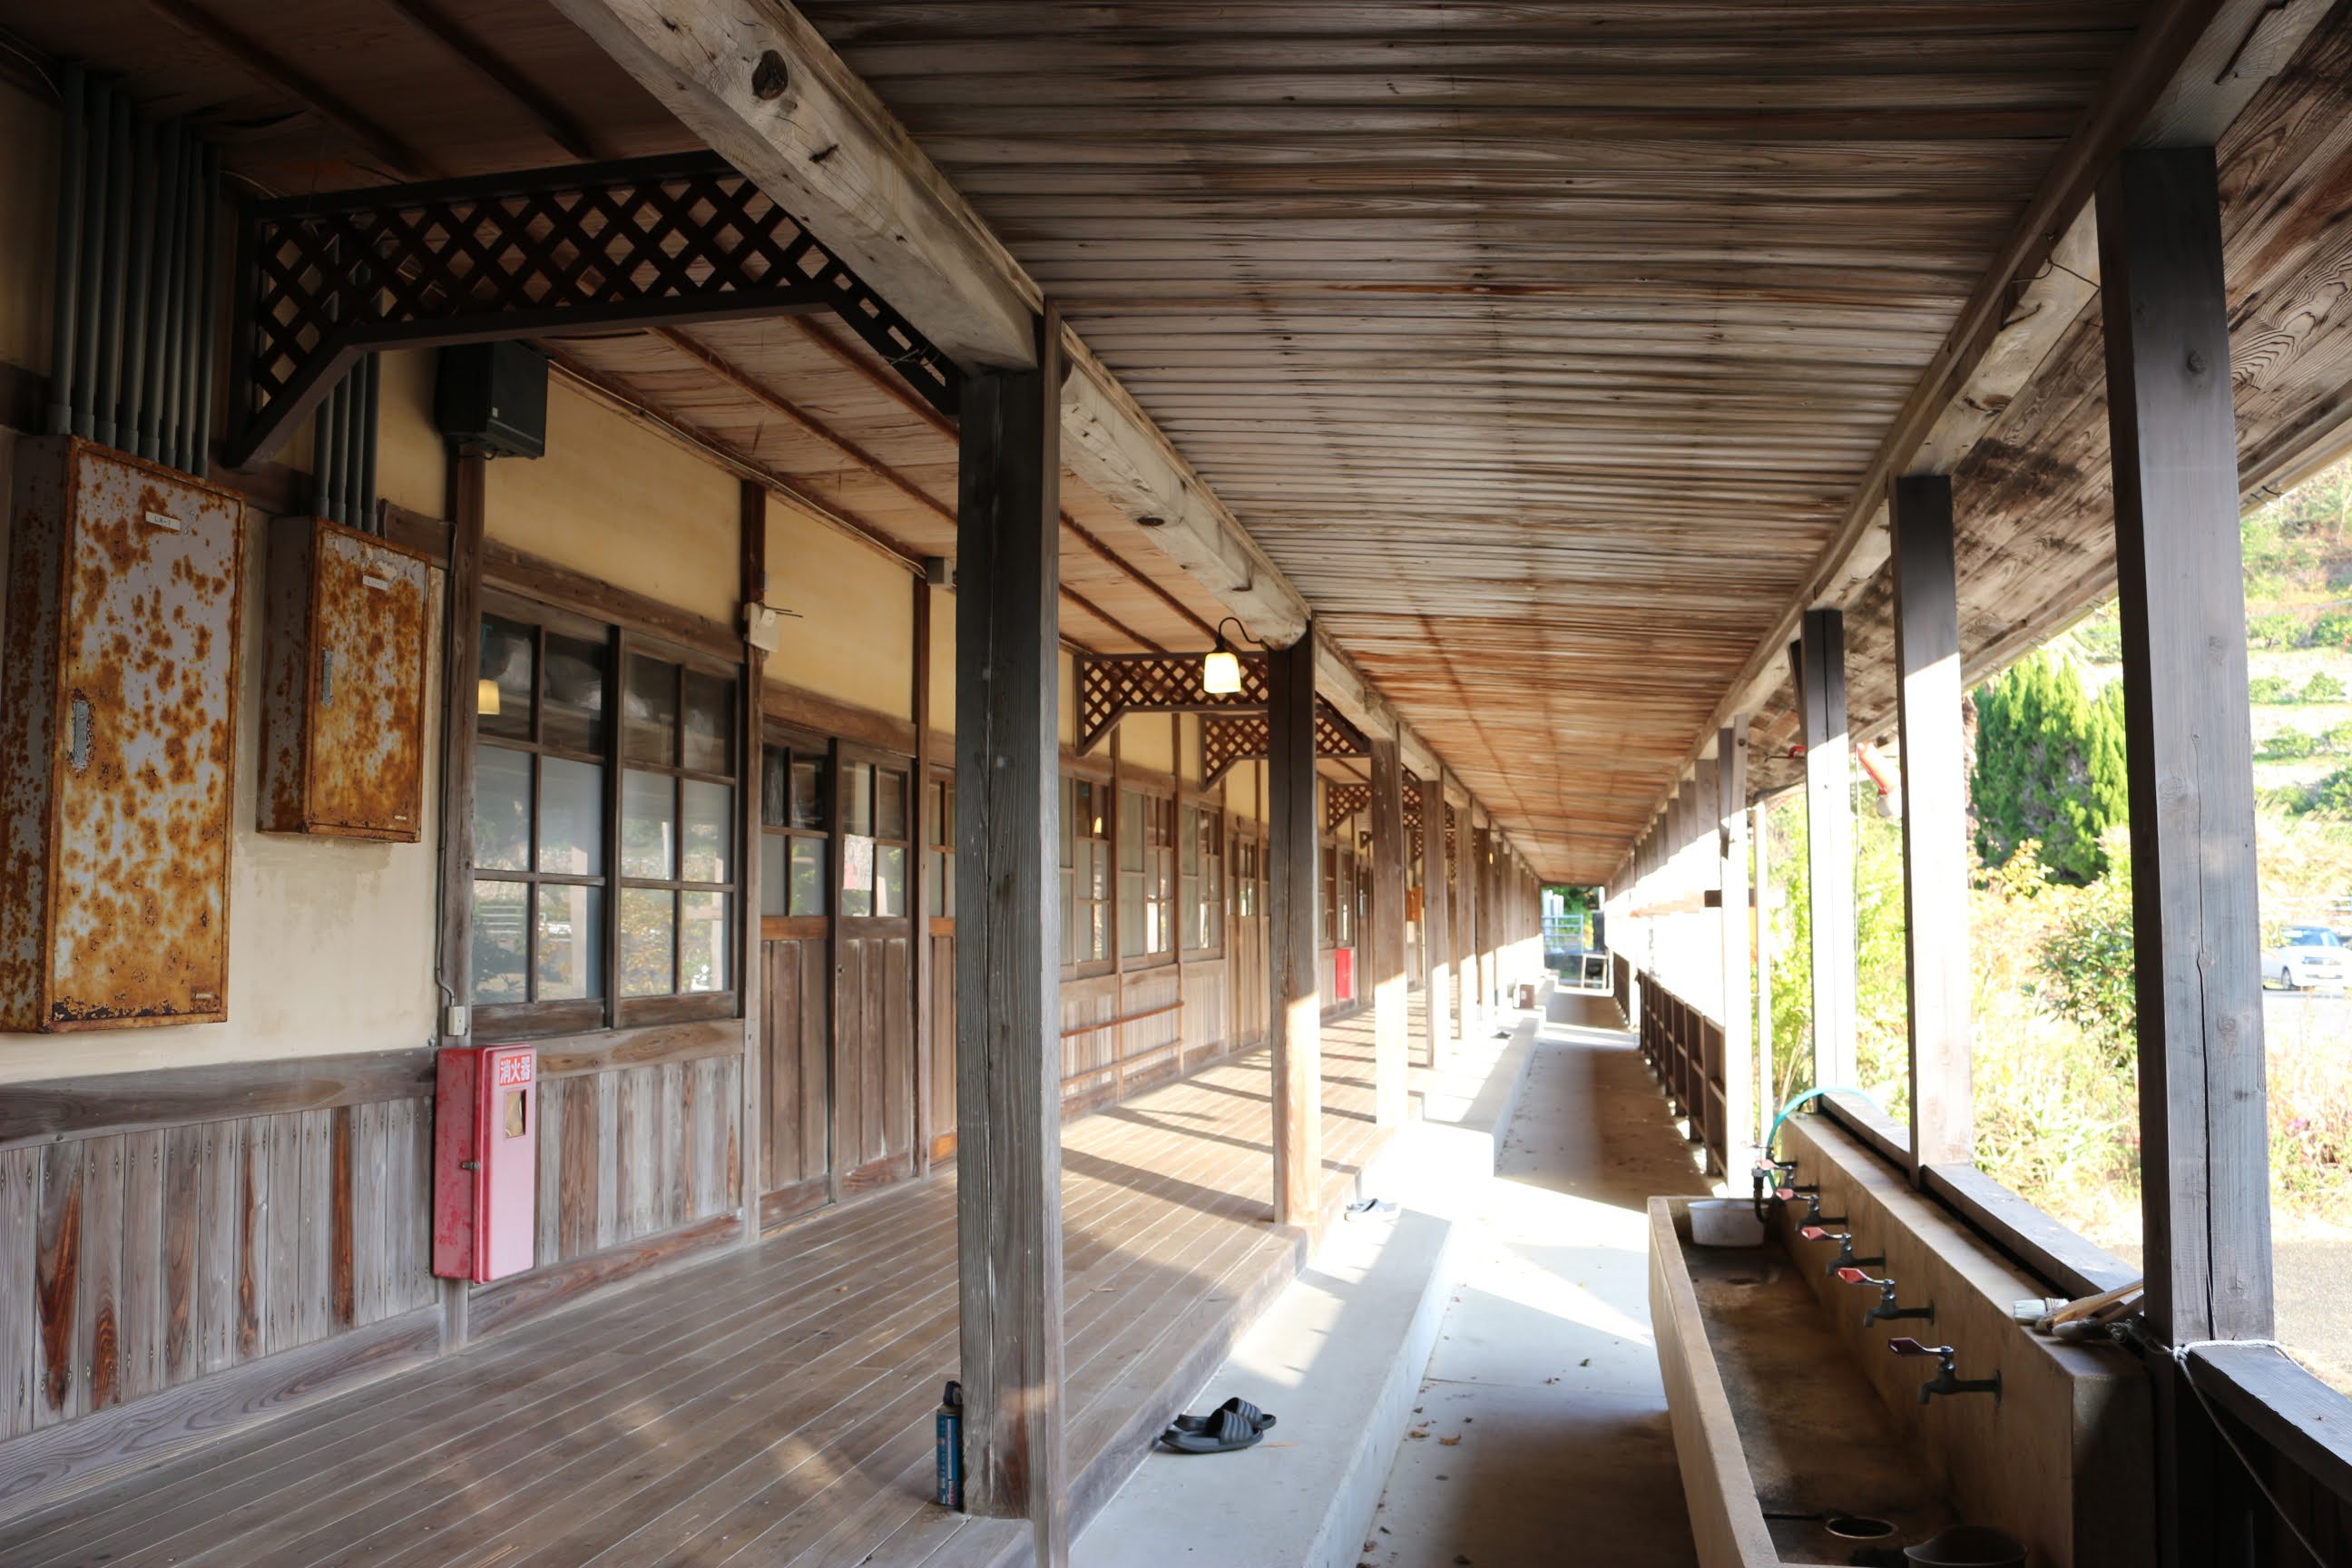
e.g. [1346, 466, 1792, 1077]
[1201, 648, 1243, 695]
[477, 677, 502, 717]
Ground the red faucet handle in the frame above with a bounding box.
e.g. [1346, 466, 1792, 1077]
[1886, 1338, 1950, 1358]
[1775, 1187, 1798, 1201]
[1836, 1267, 1872, 1285]
[1799, 1225, 1828, 1240]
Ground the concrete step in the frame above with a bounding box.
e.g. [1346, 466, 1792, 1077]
[1073, 1005, 1543, 1568]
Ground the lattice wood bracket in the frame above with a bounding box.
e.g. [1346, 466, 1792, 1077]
[1324, 783, 1371, 834]
[1199, 701, 1371, 785]
[226, 152, 959, 466]
[1076, 653, 1271, 754]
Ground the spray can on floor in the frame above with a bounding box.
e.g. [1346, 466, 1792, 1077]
[936, 1380, 964, 1509]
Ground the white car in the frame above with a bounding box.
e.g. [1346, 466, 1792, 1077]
[2264, 926, 2349, 992]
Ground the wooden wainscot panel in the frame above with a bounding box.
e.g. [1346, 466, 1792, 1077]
[0, 1051, 436, 1152]
[1779, 1118, 2154, 1568]
[0, 1304, 440, 1521]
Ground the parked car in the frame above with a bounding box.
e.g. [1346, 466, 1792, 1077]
[2263, 926, 2349, 991]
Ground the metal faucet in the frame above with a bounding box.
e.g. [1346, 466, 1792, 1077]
[1887, 1338, 1999, 1405]
[1775, 1186, 1847, 1227]
[1800, 1225, 1885, 1273]
[1837, 1267, 1934, 1327]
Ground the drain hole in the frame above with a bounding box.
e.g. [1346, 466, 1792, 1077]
[1825, 1516, 1896, 1540]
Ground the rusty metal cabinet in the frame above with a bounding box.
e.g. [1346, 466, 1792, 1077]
[0, 437, 245, 1032]
[259, 516, 432, 840]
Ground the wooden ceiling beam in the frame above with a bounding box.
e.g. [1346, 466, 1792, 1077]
[139, 0, 443, 178]
[1674, 0, 2332, 801]
[374, 0, 608, 162]
[551, 0, 1314, 652]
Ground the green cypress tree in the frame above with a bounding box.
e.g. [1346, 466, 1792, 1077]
[1969, 651, 2126, 884]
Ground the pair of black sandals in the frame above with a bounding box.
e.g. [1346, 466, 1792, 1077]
[1157, 1395, 1278, 1455]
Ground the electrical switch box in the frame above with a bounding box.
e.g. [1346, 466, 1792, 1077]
[259, 515, 432, 839]
[432, 1044, 539, 1283]
[0, 437, 244, 1032]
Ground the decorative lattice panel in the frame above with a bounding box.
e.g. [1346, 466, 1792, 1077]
[1324, 783, 1372, 834]
[228, 152, 958, 464]
[1200, 701, 1373, 785]
[1077, 653, 1270, 753]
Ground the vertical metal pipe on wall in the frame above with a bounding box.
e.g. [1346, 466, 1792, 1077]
[193, 142, 219, 477]
[70, 74, 108, 440]
[121, 118, 154, 459]
[93, 86, 131, 449]
[313, 372, 344, 524]
[145, 120, 182, 468]
[44, 64, 83, 436]
[359, 352, 381, 532]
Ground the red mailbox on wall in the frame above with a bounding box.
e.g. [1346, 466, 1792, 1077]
[1334, 948, 1356, 1004]
[432, 1044, 538, 1283]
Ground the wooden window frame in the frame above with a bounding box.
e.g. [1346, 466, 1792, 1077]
[1062, 774, 1114, 978]
[1179, 801, 1225, 958]
[925, 763, 956, 936]
[1117, 784, 1178, 969]
[835, 741, 915, 936]
[758, 723, 832, 942]
[471, 593, 742, 1043]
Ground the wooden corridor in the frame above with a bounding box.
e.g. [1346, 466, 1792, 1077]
[0, 1017, 1409, 1568]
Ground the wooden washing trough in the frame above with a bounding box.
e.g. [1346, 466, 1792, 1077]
[1651, 1197, 1959, 1565]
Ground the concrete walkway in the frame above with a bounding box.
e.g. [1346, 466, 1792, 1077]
[1361, 992, 1712, 1568]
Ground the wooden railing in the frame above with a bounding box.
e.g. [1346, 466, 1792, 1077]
[1629, 965, 1729, 1178]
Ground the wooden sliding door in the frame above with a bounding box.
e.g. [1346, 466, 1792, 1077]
[832, 744, 917, 1193]
[757, 730, 832, 1224]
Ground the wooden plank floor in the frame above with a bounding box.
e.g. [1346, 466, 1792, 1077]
[0, 1018, 1397, 1568]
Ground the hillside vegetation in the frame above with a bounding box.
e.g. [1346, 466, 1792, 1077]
[1766, 456, 2352, 1250]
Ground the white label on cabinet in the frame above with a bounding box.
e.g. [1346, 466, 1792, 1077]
[142, 509, 182, 532]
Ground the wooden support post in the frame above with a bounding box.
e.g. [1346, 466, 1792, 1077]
[1798, 608, 1857, 1090]
[1752, 800, 1774, 1148]
[953, 315, 1067, 1562]
[1421, 770, 1453, 1068]
[738, 479, 768, 1236]
[1716, 721, 1751, 1176]
[434, 455, 486, 1353]
[1890, 475, 1973, 1173]
[1369, 735, 1408, 1125]
[1454, 799, 1476, 1041]
[2101, 152, 2274, 1568]
[909, 570, 934, 1176]
[1267, 623, 1322, 1230]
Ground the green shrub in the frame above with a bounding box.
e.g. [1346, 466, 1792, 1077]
[2251, 674, 2293, 704]
[2249, 612, 2302, 649]
[2269, 728, 2318, 759]
[2307, 671, 2347, 702]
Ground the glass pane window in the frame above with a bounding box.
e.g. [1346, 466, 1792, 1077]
[472, 879, 528, 1001]
[467, 605, 739, 1022]
[542, 632, 607, 753]
[790, 838, 827, 916]
[761, 832, 789, 918]
[681, 669, 732, 774]
[680, 891, 728, 993]
[681, 779, 732, 884]
[538, 757, 603, 876]
[535, 885, 602, 1000]
[622, 655, 678, 766]
[1064, 775, 1112, 965]
[475, 746, 532, 873]
[619, 887, 674, 997]
[621, 770, 676, 879]
[478, 615, 534, 740]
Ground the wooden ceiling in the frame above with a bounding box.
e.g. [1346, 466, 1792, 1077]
[792, 0, 2151, 881]
[17, 4, 2347, 882]
[1746, 4, 2352, 797]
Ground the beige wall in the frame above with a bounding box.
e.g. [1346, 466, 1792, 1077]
[487, 380, 739, 629]
[0, 487, 444, 1083]
[763, 490, 914, 718]
[376, 348, 446, 517]
[1119, 712, 1175, 774]
[927, 583, 955, 734]
[1058, 648, 1077, 749]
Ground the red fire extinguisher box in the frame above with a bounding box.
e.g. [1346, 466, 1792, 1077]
[433, 1044, 538, 1283]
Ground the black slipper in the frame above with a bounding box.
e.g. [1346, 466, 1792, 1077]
[1159, 1396, 1276, 1454]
